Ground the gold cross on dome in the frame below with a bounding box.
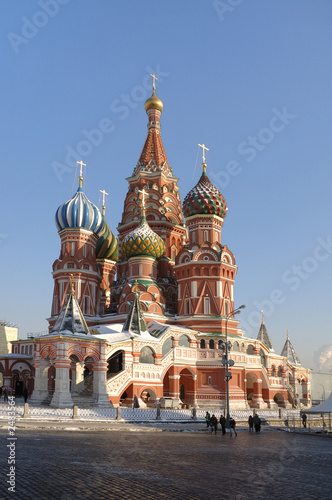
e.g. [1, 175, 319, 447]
[69, 274, 75, 293]
[132, 280, 139, 295]
[150, 73, 158, 89]
[138, 187, 147, 209]
[198, 144, 209, 163]
[77, 160, 86, 178]
[100, 189, 108, 207]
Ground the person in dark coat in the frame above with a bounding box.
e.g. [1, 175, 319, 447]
[220, 415, 226, 435]
[302, 413, 307, 428]
[133, 395, 140, 408]
[23, 387, 28, 403]
[230, 417, 237, 437]
[210, 414, 218, 435]
[248, 415, 254, 432]
[253, 414, 261, 432]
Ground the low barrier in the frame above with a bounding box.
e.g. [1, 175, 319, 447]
[0, 401, 304, 422]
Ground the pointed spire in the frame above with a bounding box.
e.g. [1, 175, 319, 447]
[122, 283, 148, 336]
[51, 276, 90, 336]
[132, 80, 172, 177]
[256, 310, 274, 351]
[281, 330, 301, 366]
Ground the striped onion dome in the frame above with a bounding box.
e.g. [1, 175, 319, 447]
[55, 177, 103, 235]
[96, 208, 118, 261]
[122, 209, 165, 260]
[183, 163, 227, 219]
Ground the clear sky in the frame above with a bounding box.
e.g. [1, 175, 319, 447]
[1, 0, 332, 370]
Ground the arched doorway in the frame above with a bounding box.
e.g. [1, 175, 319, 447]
[179, 368, 195, 405]
[48, 365, 55, 395]
[140, 388, 157, 406]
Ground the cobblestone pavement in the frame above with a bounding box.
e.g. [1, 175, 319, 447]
[0, 428, 331, 500]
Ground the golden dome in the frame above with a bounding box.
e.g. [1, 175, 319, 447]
[144, 88, 163, 113]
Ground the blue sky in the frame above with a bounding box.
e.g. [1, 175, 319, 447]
[1, 0, 332, 369]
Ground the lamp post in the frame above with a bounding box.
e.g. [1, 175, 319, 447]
[221, 305, 245, 429]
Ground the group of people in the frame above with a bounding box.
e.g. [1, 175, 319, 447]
[205, 411, 264, 435]
[205, 412, 237, 437]
[248, 414, 262, 432]
[0, 386, 9, 402]
[0, 386, 29, 402]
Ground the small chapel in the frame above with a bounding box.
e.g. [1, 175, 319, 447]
[0, 80, 311, 409]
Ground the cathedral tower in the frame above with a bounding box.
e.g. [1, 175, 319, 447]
[175, 158, 238, 335]
[50, 167, 108, 328]
[116, 80, 187, 313]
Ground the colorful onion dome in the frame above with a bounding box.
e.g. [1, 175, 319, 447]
[122, 209, 165, 260]
[183, 164, 228, 219]
[144, 87, 163, 113]
[96, 208, 118, 261]
[55, 176, 103, 235]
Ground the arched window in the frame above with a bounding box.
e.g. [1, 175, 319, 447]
[162, 337, 173, 356]
[218, 340, 224, 350]
[259, 349, 266, 367]
[139, 346, 155, 364]
[247, 345, 255, 355]
[233, 342, 239, 352]
[200, 339, 206, 349]
[277, 366, 282, 377]
[179, 335, 190, 347]
[209, 339, 214, 349]
[271, 366, 275, 377]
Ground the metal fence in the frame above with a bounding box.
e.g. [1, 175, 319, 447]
[0, 402, 303, 421]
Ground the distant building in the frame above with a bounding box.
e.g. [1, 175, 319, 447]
[0, 322, 18, 355]
[0, 85, 311, 408]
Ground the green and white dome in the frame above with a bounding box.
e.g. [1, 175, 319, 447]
[122, 210, 165, 260]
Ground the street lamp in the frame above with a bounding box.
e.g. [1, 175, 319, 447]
[220, 305, 246, 429]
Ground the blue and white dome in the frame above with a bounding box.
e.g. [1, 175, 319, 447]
[55, 177, 103, 235]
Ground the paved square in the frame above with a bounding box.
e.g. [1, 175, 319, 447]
[0, 429, 331, 499]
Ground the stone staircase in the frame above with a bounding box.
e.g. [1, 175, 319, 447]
[71, 374, 96, 407]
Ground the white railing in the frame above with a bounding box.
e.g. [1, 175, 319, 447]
[0, 402, 302, 421]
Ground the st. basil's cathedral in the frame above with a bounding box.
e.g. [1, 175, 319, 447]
[1, 82, 311, 409]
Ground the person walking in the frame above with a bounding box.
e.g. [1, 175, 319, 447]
[253, 414, 261, 432]
[205, 411, 211, 429]
[248, 414, 254, 432]
[302, 413, 307, 428]
[230, 417, 237, 437]
[220, 415, 226, 435]
[210, 414, 218, 435]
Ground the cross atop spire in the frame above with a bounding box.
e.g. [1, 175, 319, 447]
[198, 143, 209, 164]
[150, 73, 158, 89]
[77, 160, 86, 188]
[138, 187, 147, 210]
[100, 189, 108, 215]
